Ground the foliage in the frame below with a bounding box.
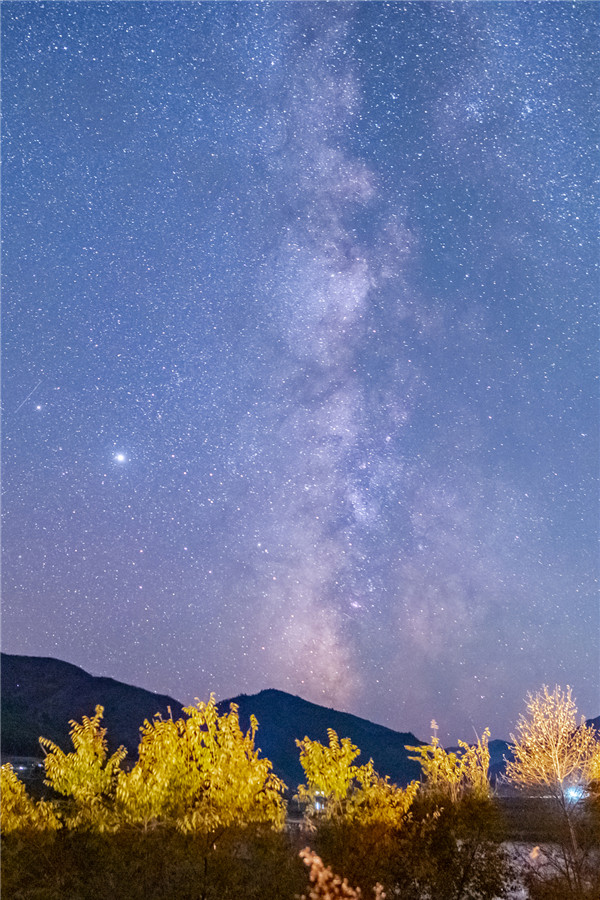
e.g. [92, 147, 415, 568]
[0, 762, 60, 834]
[588, 736, 600, 795]
[116, 695, 286, 834]
[300, 847, 385, 900]
[346, 760, 418, 828]
[396, 793, 512, 900]
[587, 739, 600, 843]
[295, 725, 511, 899]
[2, 698, 292, 899]
[297, 729, 363, 817]
[1, 828, 306, 900]
[40, 704, 127, 831]
[406, 726, 492, 802]
[506, 685, 599, 798]
[505, 685, 600, 898]
[296, 729, 418, 895]
[9, 689, 598, 899]
[401, 725, 512, 900]
[296, 728, 417, 827]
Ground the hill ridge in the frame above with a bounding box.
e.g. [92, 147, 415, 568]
[4, 653, 597, 789]
[2, 652, 422, 787]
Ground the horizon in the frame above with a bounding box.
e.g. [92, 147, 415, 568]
[2, 650, 598, 746]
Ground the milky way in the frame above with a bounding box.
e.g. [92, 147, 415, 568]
[2, 3, 597, 742]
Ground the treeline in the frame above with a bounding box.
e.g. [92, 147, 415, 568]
[1, 686, 599, 900]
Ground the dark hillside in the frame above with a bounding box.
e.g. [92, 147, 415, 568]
[218, 688, 423, 790]
[1, 654, 424, 790]
[1, 653, 185, 758]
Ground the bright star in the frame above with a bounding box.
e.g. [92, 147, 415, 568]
[114, 452, 127, 463]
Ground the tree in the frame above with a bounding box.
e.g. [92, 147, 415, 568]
[296, 729, 417, 894]
[297, 729, 417, 828]
[406, 726, 492, 804]
[297, 729, 361, 819]
[116, 696, 287, 900]
[505, 685, 600, 897]
[403, 725, 511, 900]
[0, 763, 60, 834]
[116, 695, 286, 834]
[40, 704, 126, 832]
[297, 728, 417, 830]
[4, 699, 290, 900]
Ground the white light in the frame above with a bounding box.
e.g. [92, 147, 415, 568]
[114, 453, 127, 463]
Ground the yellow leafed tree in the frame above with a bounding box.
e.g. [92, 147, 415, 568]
[296, 728, 418, 895]
[0, 763, 60, 834]
[40, 704, 126, 832]
[297, 729, 363, 819]
[406, 727, 492, 803]
[297, 728, 416, 828]
[116, 696, 287, 900]
[116, 695, 286, 834]
[404, 726, 510, 900]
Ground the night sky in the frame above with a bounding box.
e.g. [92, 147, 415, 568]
[2, 2, 598, 743]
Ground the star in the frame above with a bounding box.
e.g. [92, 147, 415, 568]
[2, 1, 596, 745]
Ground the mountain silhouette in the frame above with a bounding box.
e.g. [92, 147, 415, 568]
[8, 654, 595, 791]
[1, 653, 185, 758]
[1, 653, 423, 788]
[218, 687, 423, 788]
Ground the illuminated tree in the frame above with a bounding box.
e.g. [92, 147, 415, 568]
[506, 685, 600, 896]
[296, 729, 417, 895]
[404, 725, 510, 900]
[297, 728, 417, 828]
[0, 763, 60, 834]
[406, 726, 492, 803]
[116, 695, 286, 834]
[297, 729, 363, 819]
[588, 737, 600, 810]
[506, 685, 598, 798]
[116, 696, 287, 899]
[4, 700, 290, 900]
[115, 696, 285, 897]
[40, 705, 126, 832]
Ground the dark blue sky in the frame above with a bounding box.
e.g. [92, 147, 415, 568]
[2, 2, 598, 742]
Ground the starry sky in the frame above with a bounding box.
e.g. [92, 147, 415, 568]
[2, 2, 598, 743]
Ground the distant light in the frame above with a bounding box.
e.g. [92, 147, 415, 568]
[565, 785, 586, 802]
[114, 453, 127, 463]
